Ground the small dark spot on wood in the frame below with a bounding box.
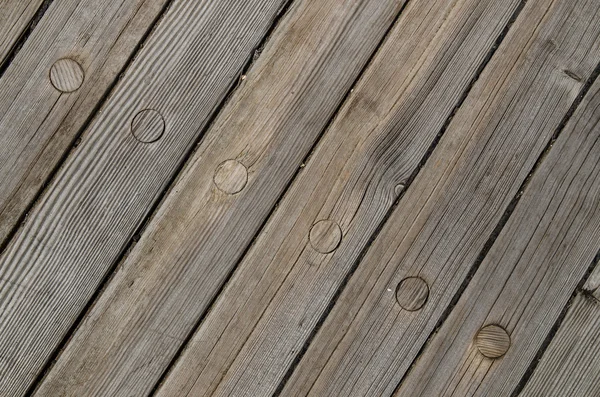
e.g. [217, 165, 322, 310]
[563, 69, 582, 82]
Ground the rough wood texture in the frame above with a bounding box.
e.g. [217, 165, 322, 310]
[0, 0, 169, 248]
[0, 0, 292, 394]
[521, 294, 600, 396]
[33, 0, 407, 396]
[583, 256, 600, 300]
[0, 0, 43, 63]
[157, 0, 529, 394]
[396, 68, 600, 397]
[282, 0, 600, 395]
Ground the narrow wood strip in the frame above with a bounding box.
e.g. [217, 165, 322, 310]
[0, 0, 293, 395]
[31, 0, 408, 396]
[0, 0, 170, 247]
[280, 0, 600, 395]
[0, 0, 44, 64]
[155, 0, 532, 395]
[520, 294, 600, 396]
[395, 60, 600, 397]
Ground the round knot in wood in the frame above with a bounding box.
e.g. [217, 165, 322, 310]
[50, 58, 84, 93]
[395, 277, 429, 311]
[214, 160, 248, 194]
[476, 324, 511, 359]
[309, 219, 342, 254]
[131, 109, 165, 143]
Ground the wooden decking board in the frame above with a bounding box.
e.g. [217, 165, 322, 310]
[0, 0, 170, 250]
[153, 0, 531, 395]
[0, 0, 44, 66]
[0, 0, 293, 395]
[394, 59, 600, 397]
[31, 0, 408, 396]
[279, 0, 600, 395]
[1, 0, 598, 394]
[520, 293, 600, 396]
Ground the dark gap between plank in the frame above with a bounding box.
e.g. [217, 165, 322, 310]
[392, 13, 600, 397]
[21, 0, 181, 394]
[274, 0, 532, 395]
[511, 247, 600, 397]
[21, 0, 298, 395]
[148, 0, 420, 395]
[0, 0, 54, 78]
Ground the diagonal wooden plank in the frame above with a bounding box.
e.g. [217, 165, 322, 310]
[0, 0, 44, 64]
[0, 0, 294, 395]
[32, 1, 408, 395]
[278, 0, 600, 395]
[394, 66, 600, 397]
[153, 0, 534, 395]
[0, 0, 170, 247]
[520, 292, 600, 397]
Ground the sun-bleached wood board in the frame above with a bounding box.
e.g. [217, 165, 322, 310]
[31, 0, 408, 396]
[0, 0, 293, 394]
[395, 63, 600, 397]
[520, 293, 600, 396]
[0, 0, 43, 63]
[280, 0, 600, 395]
[0, 0, 170, 248]
[155, 0, 530, 395]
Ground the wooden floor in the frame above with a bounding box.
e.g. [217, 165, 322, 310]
[1, 0, 599, 396]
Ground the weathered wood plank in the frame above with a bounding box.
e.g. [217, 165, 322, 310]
[0, 0, 43, 63]
[155, 0, 533, 395]
[394, 67, 600, 397]
[0, 0, 169, 247]
[520, 293, 600, 396]
[0, 0, 293, 395]
[30, 0, 409, 396]
[279, 0, 600, 395]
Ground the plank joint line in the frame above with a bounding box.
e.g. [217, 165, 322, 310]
[272, 0, 531, 393]
[391, 40, 600, 397]
[0, 0, 54, 79]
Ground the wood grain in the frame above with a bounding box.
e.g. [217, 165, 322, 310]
[395, 71, 600, 395]
[32, 0, 407, 396]
[520, 294, 600, 396]
[0, 0, 43, 63]
[0, 0, 293, 395]
[281, 0, 600, 395]
[583, 256, 600, 300]
[0, 0, 169, 248]
[157, 0, 531, 395]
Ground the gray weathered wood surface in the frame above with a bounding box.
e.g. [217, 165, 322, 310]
[0, 0, 168, 248]
[0, 0, 291, 395]
[33, 0, 406, 395]
[1, 0, 599, 395]
[395, 63, 600, 397]
[281, 0, 600, 395]
[0, 0, 43, 63]
[156, 0, 530, 394]
[520, 293, 600, 396]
